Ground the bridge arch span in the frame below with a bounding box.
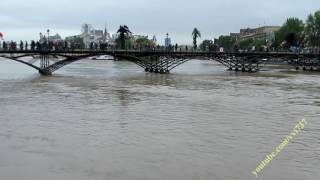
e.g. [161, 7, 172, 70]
[0, 54, 85, 75]
[1, 50, 318, 75]
[0, 56, 50, 74]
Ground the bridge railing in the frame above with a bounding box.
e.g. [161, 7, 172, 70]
[0, 47, 319, 59]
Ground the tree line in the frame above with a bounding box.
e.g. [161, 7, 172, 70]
[204, 10, 320, 52]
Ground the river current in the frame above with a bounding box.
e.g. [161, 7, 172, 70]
[0, 58, 319, 180]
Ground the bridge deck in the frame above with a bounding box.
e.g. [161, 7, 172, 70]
[0, 50, 319, 58]
[0, 50, 319, 75]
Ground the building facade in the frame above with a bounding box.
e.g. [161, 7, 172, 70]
[66, 24, 115, 48]
[81, 24, 113, 48]
[164, 33, 171, 47]
[225, 26, 280, 48]
[49, 34, 63, 42]
[239, 26, 280, 43]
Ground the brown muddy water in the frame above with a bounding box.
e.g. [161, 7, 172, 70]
[0, 58, 319, 180]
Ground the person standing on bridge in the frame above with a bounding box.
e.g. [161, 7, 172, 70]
[31, 41, 36, 51]
[25, 41, 28, 51]
[36, 41, 41, 51]
[20, 41, 24, 51]
[0, 32, 4, 40]
[0, 32, 4, 50]
[2, 41, 7, 50]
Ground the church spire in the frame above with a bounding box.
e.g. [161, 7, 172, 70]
[103, 22, 108, 42]
[104, 23, 107, 37]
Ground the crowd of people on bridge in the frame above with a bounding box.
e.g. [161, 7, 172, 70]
[0, 40, 199, 52]
[1, 40, 91, 51]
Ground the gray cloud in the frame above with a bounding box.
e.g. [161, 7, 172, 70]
[1, 0, 320, 44]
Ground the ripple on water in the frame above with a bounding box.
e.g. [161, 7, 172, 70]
[0, 59, 319, 180]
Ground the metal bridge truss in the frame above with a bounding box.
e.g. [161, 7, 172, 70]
[210, 55, 261, 72]
[0, 51, 319, 75]
[0, 53, 90, 75]
[293, 57, 320, 71]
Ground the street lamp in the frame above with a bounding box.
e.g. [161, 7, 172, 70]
[165, 33, 169, 48]
[47, 29, 50, 44]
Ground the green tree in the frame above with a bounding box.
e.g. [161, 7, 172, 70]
[217, 35, 237, 52]
[135, 37, 151, 50]
[200, 40, 214, 51]
[192, 28, 201, 50]
[65, 36, 85, 49]
[253, 38, 267, 51]
[274, 17, 304, 48]
[235, 38, 267, 52]
[237, 38, 254, 50]
[125, 38, 134, 50]
[305, 10, 320, 47]
[116, 25, 132, 49]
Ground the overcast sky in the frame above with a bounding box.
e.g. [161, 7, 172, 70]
[1, 0, 320, 44]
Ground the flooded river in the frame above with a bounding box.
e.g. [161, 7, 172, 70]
[0, 58, 319, 180]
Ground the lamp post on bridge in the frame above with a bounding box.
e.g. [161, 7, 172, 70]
[47, 29, 50, 44]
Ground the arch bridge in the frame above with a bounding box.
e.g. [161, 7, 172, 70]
[0, 50, 319, 75]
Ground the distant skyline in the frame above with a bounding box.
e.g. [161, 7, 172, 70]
[1, 0, 320, 45]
